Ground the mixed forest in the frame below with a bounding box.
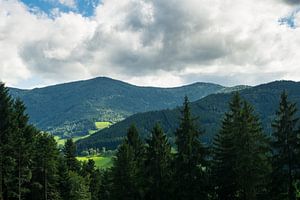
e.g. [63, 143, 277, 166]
[1, 81, 300, 200]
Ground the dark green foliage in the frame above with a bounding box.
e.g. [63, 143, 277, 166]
[63, 139, 80, 172]
[67, 171, 91, 200]
[89, 169, 102, 200]
[173, 96, 208, 200]
[28, 132, 60, 200]
[271, 91, 300, 200]
[57, 156, 70, 200]
[111, 125, 145, 200]
[9, 77, 224, 137]
[144, 124, 173, 199]
[0, 83, 15, 200]
[212, 93, 271, 200]
[212, 93, 242, 199]
[4, 81, 300, 199]
[11, 99, 36, 200]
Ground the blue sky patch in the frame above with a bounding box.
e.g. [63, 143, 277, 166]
[279, 7, 300, 28]
[21, 0, 102, 17]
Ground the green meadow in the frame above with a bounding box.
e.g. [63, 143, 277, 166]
[55, 121, 112, 146]
[77, 155, 113, 169]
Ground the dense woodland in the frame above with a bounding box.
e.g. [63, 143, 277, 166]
[1, 81, 300, 200]
[76, 80, 300, 151]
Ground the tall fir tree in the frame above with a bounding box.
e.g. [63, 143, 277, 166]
[144, 124, 173, 199]
[111, 124, 145, 200]
[0, 83, 15, 200]
[11, 99, 36, 200]
[67, 171, 91, 200]
[63, 139, 80, 172]
[28, 133, 60, 200]
[212, 93, 270, 200]
[174, 96, 208, 200]
[234, 101, 270, 200]
[271, 91, 300, 200]
[212, 93, 242, 199]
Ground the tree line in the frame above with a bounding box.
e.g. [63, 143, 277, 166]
[1, 82, 300, 200]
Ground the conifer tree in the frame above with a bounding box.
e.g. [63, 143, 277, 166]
[111, 142, 136, 200]
[89, 169, 102, 200]
[111, 124, 145, 200]
[68, 171, 91, 200]
[271, 91, 300, 200]
[174, 96, 208, 200]
[29, 133, 60, 200]
[212, 93, 242, 199]
[234, 101, 270, 200]
[212, 93, 270, 200]
[144, 124, 172, 199]
[12, 99, 36, 200]
[0, 83, 15, 200]
[57, 155, 70, 200]
[63, 139, 80, 172]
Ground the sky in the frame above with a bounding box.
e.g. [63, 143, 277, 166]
[1, 0, 300, 89]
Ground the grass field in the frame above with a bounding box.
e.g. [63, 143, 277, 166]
[55, 121, 112, 146]
[95, 121, 112, 129]
[77, 155, 113, 169]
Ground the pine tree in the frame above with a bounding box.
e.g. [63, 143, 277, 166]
[63, 139, 80, 172]
[144, 123, 172, 199]
[111, 124, 145, 200]
[0, 83, 15, 200]
[234, 101, 270, 200]
[212, 93, 270, 200]
[57, 155, 70, 200]
[111, 142, 136, 200]
[271, 91, 300, 200]
[174, 96, 208, 200]
[29, 133, 60, 200]
[68, 171, 91, 200]
[12, 99, 36, 200]
[89, 169, 102, 200]
[98, 170, 112, 200]
[212, 93, 242, 199]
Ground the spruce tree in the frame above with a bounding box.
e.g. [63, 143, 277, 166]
[29, 133, 60, 200]
[212, 93, 242, 199]
[234, 101, 270, 200]
[212, 93, 270, 200]
[68, 171, 91, 200]
[12, 99, 36, 200]
[111, 124, 144, 200]
[174, 96, 207, 200]
[0, 83, 15, 200]
[271, 91, 300, 200]
[144, 124, 172, 199]
[63, 139, 80, 172]
[111, 142, 136, 200]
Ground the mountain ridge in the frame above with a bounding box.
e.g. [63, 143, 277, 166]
[9, 76, 240, 138]
[76, 80, 300, 151]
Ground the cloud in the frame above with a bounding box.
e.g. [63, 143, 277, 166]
[0, 0, 300, 88]
[283, 0, 300, 5]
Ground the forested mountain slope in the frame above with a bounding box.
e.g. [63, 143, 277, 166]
[9, 77, 228, 137]
[77, 80, 299, 151]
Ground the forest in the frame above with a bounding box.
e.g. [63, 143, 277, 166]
[1, 81, 300, 200]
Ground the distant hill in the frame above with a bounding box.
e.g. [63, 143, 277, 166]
[9, 77, 239, 138]
[76, 80, 300, 152]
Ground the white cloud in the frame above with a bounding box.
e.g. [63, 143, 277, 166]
[0, 0, 300, 88]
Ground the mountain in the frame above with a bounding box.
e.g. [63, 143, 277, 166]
[9, 77, 234, 138]
[76, 80, 300, 152]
